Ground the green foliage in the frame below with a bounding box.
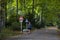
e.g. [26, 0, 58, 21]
[0, 27, 21, 40]
[10, 22, 20, 31]
[5, 0, 60, 29]
[58, 25, 60, 29]
[57, 19, 60, 29]
[1, 1, 60, 40]
[0, 28, 13, 40]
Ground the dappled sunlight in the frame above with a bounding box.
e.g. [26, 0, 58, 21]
[47, 27, 57, 30]
[0, 0, 60, 40]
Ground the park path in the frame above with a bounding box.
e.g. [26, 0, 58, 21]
[5, 27, 60, 40]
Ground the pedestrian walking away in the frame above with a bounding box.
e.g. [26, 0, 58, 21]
[27, 22, 32, 33]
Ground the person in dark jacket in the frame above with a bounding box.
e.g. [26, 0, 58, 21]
[27, 22, 32, 33]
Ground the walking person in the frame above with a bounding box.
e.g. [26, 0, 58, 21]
[27, 22, 32, 33]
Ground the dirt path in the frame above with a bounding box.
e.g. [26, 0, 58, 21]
[5, 27, 60, 40]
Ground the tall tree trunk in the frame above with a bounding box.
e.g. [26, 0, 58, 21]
[16, 0, 18, 21]
[40, 3, 47, 28]
[32, 0, 34, 14]
[32, 0, 35, 26]
[0, 0, 7, 32]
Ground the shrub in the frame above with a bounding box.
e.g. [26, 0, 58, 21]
[0, 28, 13, 40]
[58, 24, 60, 29]
[10, 22, 21, 31]
[57, 22, 60, 29]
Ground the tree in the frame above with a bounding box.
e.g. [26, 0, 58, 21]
[0, 0, 7, 31]
[5, 0, 60, 29]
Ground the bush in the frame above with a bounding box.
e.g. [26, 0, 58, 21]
[10, 22, 21, 31]
[58, 24, 60, 29]
[46, 23, 54, 26]
[0, 28, 13, 40]
[0, 32, 8, 40]
[57, 22, 60, 29]
[0, 27, 22, 40]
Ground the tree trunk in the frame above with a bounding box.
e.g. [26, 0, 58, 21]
[0, 0, 7, 32]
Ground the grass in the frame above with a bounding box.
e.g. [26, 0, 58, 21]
[0, 28, 22, 40]
[0, 27, 35, 40]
